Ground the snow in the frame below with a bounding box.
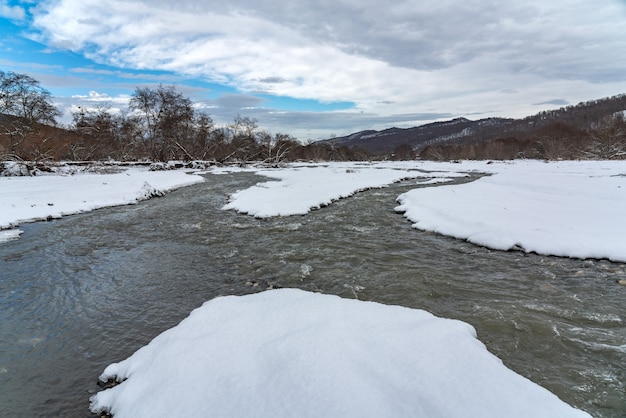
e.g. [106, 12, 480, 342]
[0, 166, 205, 233]
[0, 228, 22, 243]
[395, 160, 626, 262]
[221, 164, 427, 217]
[89, 289, 589, 418]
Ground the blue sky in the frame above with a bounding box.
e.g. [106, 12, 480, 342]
[2, 0, 626, 140]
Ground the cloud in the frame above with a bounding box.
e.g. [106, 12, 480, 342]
[213, 93, 265, 109]
[17, 0, 626, 137]
[257, 77, 287, 84]
[533, 99, 569, 106]
[0, 1, 25, 21]
[71, 90, 129, 104]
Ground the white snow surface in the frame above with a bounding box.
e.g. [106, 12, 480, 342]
[0, 228, 23, 243]
[221, 163, 424, 217]
[395, 160, 626, 262]
[0, 166, 205, 233]
[90, 289, 589, 418]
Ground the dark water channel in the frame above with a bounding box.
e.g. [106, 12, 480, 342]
[0, 172, 625, 417]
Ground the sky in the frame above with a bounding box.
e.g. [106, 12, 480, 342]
[1, 0, 626, 140]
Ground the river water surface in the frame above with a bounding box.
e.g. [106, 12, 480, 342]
[0, 172, 625, 417]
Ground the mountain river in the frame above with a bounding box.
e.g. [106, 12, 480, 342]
[0, 171, 624, 417]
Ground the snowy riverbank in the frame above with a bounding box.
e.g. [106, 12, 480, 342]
[0, 164, 205, 242]
[3, 160, 625, 262]
[219, 160, 626, 262]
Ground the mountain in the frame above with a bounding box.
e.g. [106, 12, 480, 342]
[317, 94, 626, 157]
[319, 117, 513, 155]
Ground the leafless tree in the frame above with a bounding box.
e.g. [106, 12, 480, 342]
[129, 84, 195, 161]
[0, 70, 62, 169]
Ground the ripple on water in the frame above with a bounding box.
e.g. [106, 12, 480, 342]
[522, 302, 623, 326]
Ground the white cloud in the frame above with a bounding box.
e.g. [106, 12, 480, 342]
[24, 0, 626, 137]
[53, 91, 131, 125]
[0, 1, 25, 20]
[71, 90, 110, 100]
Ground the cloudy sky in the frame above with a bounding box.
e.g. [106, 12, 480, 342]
[1, 0, 626, 140]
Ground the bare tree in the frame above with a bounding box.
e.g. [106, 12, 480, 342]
[259, 132, 298, 164]
[129, 84, 194, 161]
[226, 115, 262, 162]
[0, 70, 60, 124]
[0, 70, 62, 169]
[580, 114, 626, 159]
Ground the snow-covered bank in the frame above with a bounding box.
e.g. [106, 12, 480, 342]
[90, 289, 589, 418]
[3, 160, 625, 261]
[395, 160, 626, 262]
[0, 166, 204, 242]
[221, 160, 626, 262]
[221, 163, 433, 217]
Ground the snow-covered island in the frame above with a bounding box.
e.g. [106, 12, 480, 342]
[3, 159, 624, 417]
[90, 289, 590, 418]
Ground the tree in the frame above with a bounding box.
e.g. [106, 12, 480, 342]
[260, 132, 298, 164]
[0, 70, 60, 124]
[0, 70, 61, 163]
[129, 84, 194, 161]
[70, 105, 143, 161]
[226, 115, 262, 162]
[185, 112, 215, 160]
[391, 143, 415, 160]
[580, 114, 626, 159]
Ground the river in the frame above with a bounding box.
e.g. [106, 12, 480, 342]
[0, 171, 624, 417]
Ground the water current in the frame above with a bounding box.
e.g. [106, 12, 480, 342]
[0, 172, 624, 417]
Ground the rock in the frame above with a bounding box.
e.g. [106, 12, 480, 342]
[97, 378, 120, 389]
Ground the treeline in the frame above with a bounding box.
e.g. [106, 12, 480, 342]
[2, 68, 625, 165]
[0, 70, 372, 165]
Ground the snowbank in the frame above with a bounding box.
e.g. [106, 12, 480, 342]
[0, 166, 204, 237]
[90, 289, 589, 418]
[221, 163, 433, 217]
[395, 160, 626, 262]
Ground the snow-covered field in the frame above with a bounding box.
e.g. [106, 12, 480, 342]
[2, 159, 624, 417]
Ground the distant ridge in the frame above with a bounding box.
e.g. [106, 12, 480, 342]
[318, 94, 626, 156]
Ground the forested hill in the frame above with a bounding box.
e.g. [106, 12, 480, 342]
[318, 117, 513, 155]
[319, 94, 626, 159]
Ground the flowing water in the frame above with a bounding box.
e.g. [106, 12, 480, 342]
[0, 172, 624, 417]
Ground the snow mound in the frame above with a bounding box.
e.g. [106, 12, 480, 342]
[90, 289, 589, 418]
[222, 164, 428, 217]
[395, 160, 626, 262]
